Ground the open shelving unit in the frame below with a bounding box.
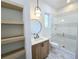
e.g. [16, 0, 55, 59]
[2, 36, 24, 44]
[1, 0, 23, 11]
[2, 49, 25, 59]
[1, 19, 24, 24]
[1, 0, 25, 59]
[1, 0, 24, 25]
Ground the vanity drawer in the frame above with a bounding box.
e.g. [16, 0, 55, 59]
[41, 40, 49, 47]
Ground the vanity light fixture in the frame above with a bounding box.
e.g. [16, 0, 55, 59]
[34, 0, 41, 17]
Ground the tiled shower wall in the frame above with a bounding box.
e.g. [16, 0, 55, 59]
[51, 11, 78, 53]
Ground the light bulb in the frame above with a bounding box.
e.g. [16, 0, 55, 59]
[35, 7, 41, 17]
[67, 0, 70, 3]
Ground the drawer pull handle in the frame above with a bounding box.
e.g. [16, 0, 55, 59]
[41, 43, 44, 47]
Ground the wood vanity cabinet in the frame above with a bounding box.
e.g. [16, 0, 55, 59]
[32, 40, 49, 59]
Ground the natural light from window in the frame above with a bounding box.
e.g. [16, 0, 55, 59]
[44, 14, 49, 28]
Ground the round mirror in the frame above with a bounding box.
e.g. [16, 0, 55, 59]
[31, 20, 42, 34]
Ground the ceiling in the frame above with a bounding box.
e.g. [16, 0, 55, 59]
[42, 0, 78, 10]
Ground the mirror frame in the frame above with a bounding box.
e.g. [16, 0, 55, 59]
[31, 19, 42, 34]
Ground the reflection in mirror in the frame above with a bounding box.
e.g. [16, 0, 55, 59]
[31, 20, 42, 39]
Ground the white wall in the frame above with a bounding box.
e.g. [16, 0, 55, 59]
[23, 0, 32, 59]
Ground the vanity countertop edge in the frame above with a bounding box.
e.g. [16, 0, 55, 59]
[32, 38, 49, 45]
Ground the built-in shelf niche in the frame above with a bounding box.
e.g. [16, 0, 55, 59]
[1, 5, 24, 39]
[1, 0, 25, 58]
[2, 49, 25, 59]
[1, 0, 23, 11]
[1, 24, 24, 38]
[1, 7, 23, 24]
[1, 35, 24, 55]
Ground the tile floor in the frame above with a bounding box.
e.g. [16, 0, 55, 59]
[46, 47, 75, 59]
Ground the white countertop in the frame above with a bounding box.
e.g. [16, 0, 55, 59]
[31, 37, 49, 45]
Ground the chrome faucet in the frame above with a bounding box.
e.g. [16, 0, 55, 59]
[33, 33, 39, 39]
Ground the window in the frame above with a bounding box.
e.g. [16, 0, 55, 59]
[44, 13, 49, 28]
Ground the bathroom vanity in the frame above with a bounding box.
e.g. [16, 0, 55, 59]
[31, 17, 49, 59]
[32, 39, 49, 59]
